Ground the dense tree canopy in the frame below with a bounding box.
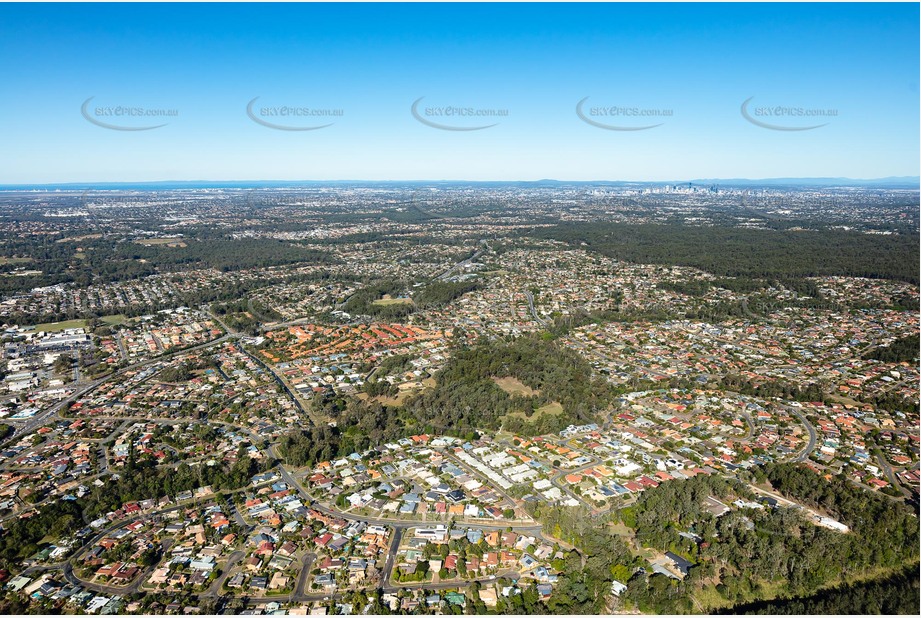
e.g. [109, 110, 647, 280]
[863, 333, 920, 364]
[406, 335, 612, 436]
[723, 562, 920, 615]
[538, 222, 919, 284]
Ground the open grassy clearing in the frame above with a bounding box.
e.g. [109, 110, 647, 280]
[492, 376, 539, 397]
[55, 233, 103, 243]
[33, 319, 88, 332]
[534, 401, 564, 416]
[371, 294, 414, 306]
[134, 238, 187, 247]
[504, 401, 564, 424]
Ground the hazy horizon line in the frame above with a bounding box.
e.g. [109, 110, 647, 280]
[1, 175, 919, 189]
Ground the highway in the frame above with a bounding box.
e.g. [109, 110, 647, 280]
[435, 245, 484, 282]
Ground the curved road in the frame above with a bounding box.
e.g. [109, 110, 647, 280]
[789, 408, 818, 463]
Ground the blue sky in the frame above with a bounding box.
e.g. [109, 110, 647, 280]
[0, 2, 917, 183]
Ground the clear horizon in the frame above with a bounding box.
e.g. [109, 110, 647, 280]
[1, 2, 918, 183]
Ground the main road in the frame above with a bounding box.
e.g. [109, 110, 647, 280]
[523, 289, 549, 326]
[2, 332, 238, 447]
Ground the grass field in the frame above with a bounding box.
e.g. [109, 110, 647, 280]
[0, 257, 31, 265]
[492, 376, 539, 397]
[371, 295, 414, 306]
[34, 319, 88, 332]
[135, 238, 187, 247]
[32, 315, 127, 332]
